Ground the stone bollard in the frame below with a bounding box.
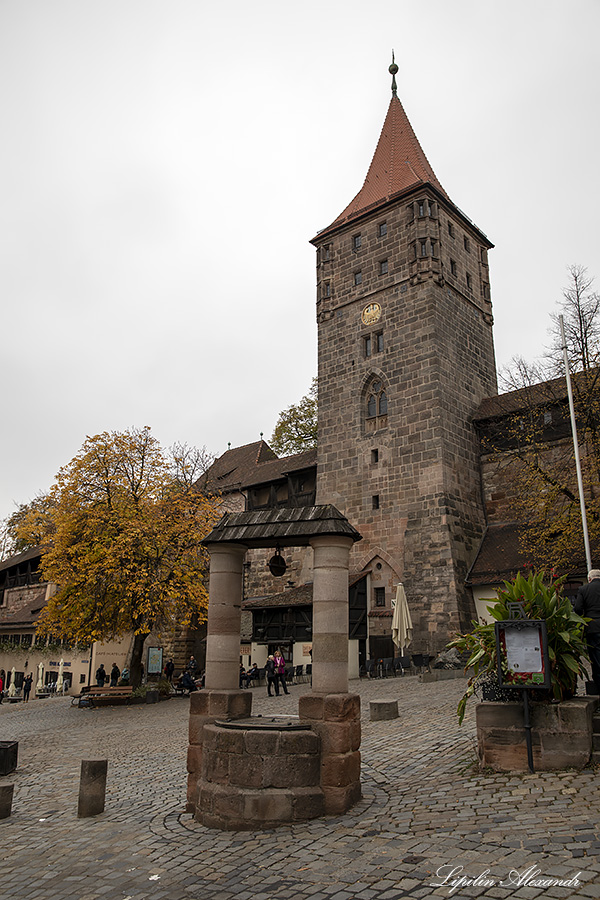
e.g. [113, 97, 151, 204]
[369, 699, 399, 721]
[0, 784, 14, 819]
[0, 740, 18, 775]
[77, 760, 108, 817]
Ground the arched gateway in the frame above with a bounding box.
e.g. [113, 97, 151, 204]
[187, 505, 362, 830]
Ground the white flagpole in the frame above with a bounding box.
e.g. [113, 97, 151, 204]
[560, 314, 593, 571]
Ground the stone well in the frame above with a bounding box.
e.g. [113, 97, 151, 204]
[187, 506, 363, 829]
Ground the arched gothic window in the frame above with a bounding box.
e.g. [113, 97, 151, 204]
[365, 378, 388, 433]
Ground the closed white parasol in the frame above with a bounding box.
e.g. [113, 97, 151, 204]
[391, 583, 413, 654]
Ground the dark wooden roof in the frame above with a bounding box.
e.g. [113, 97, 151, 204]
[0, 590, 47, 629]
[203, 505, 362, 549]
[473, 375, 570, 422]
[243, 583, 314, 609]
[200, 441, 316, 495]
[0, 545, 42, 574]
[242, 449, 316, 489]
[200, 440, 278, 494]
[466, 522, 592, 585]
[242, 570, 367, 610]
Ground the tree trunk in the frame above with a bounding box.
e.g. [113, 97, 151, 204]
[129, 633, 148, 688]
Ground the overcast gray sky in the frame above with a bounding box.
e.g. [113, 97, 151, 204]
[1, 0, 599, 523]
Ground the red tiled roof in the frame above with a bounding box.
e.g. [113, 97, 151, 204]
[317, 95, 448, 236]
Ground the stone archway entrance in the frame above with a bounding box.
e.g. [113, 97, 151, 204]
[186, 505, 362, 830]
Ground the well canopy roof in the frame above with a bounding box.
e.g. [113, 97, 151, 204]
[203, 505, 362, 549]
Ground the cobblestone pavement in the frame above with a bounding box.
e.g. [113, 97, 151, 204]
[1, 676, 599, 900]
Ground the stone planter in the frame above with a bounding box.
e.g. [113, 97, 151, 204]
[476, 696, 598, 772]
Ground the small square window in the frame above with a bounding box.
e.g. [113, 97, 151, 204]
[354, 271, 362, 286]
[372, 495, 380, 510]
[371, 449, 379, 464]
[379, 259, 388, 275]
[376, 332, 384, 353]
[450, 259, 457, 276]
[379, 222, 387, 237]
[353, 234, 362, 250]
[364, 335, 372, 357]
[464, 236, 470, 252]
[374, 587, 385, 606]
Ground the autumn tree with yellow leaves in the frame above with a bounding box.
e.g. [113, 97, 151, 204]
[14, 428, 219, 686]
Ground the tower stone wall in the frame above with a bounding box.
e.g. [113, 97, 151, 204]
[314, 176, 498, 650]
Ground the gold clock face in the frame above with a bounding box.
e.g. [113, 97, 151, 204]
[361, 302, 382, 325]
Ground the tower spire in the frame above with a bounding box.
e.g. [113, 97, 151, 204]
[389, 50, 398, 98]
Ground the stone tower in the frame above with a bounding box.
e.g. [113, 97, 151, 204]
[311, 61, 498, 652]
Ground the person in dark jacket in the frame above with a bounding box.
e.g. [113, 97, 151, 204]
[95, 664, 107, 687]
[110, 663, 120, 687]
[23, 673, 33, 702]
[265, 655, 277, 697]
[574, 569, 600, 693]
[164, 659, 175, 683]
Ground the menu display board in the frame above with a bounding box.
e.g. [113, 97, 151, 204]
[495, 620, 550, 689]
[147, 646, 163, 675]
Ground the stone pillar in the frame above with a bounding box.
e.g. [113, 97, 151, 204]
[188, 542, 252, 816]
[310, 535, 354, 694]
[298, 693, 361, 815]
[204, 542, 248, 691]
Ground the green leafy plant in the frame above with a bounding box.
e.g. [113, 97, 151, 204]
[449, 571, 590, 724]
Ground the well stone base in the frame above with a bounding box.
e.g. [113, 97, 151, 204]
[476, 697, 599, 772]
[196, 721, 324, 830]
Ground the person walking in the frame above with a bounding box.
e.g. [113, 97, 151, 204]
[23, 673, 33, 702]
[265, 655, 277, 696]
[273, 649, 289, 695]
[574, 569, 600, 694]
[110, 663, 120, 687]
[95, 664, 107, 687]
[164, 659, 175, 683]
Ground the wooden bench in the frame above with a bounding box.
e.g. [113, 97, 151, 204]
[77, 686, 135, 708]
